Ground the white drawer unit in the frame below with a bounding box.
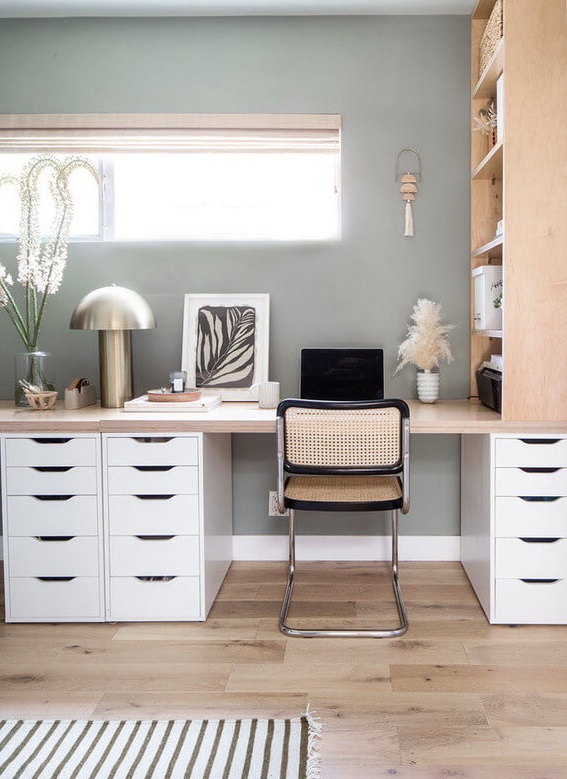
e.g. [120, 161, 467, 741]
[103, 433, 232, 622]
[1, 431, 232, 623]
[462, 433, 567, 624]
[1, 434, 104, 623]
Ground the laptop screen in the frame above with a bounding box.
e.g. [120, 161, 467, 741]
[300, 348, 384, 401]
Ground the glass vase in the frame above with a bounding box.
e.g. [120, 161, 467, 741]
[15, 351, 55, 407]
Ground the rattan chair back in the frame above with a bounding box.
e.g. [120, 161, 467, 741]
[279, 399, 408, 474]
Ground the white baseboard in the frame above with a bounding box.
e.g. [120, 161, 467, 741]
[232, 535, 461, 561]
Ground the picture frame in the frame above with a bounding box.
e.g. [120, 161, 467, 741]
[181, 293, 270, 401]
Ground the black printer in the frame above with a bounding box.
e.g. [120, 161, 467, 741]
[476, 364, 502, 413]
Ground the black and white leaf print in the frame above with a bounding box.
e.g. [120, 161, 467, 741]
[195, 305, 256, 388]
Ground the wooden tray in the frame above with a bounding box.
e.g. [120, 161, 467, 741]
[147, 389, 201, 403]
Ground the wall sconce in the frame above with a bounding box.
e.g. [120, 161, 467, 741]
[70, 285, 156, 408]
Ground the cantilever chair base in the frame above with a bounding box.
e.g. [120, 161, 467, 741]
[278, 508, 409, 639]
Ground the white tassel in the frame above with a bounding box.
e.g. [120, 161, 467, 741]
[404, 200, 414, 237]
[304, 705, 323, 779]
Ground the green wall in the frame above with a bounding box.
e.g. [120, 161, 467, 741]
[0, 15, 470, 536]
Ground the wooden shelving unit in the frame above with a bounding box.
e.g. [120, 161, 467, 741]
[470, 0, 567, 422]
[470, 0, 504, 402]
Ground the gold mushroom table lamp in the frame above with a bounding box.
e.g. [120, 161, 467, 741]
[70, 285, 156, 408]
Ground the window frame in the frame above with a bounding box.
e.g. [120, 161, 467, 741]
[0, 113, 342, 243]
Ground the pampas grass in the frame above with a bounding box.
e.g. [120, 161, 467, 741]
[395, 298, 454, 373]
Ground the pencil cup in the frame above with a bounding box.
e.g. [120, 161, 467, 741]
[258, 381, 280, 409]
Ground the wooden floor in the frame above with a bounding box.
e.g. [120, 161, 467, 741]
[2, 561, 567, 778]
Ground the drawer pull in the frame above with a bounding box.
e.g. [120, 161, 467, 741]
[132, 437, 174, 444]
[135, 535, 175, 541]
[31, 437, 72, 445]
[33, 495, 74, 502]
[519, 537, 560, 544]
[520, 578, 560, 584]
[519, 439, 561, 446]
[133, 466, 175, 472]
[36, 576, 76, 582]
[519, 496, 560, 502]
[136, 576, 176, 582]
[35, 536, 74, 542]
[519, 467, 561, 474]
[33, 466, 73, 473]
[134, 494, 175, 501]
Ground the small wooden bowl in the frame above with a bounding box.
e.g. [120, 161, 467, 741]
[25, 391, 58, 411]
[147, 388, 201, 403]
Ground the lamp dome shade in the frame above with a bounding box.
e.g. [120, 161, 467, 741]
[70, 285, 156, 331]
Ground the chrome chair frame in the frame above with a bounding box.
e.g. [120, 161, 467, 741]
[276, 398, 410, 639]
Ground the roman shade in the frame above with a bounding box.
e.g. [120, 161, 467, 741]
[0, 113, 341, 153]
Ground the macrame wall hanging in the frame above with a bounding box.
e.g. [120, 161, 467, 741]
[395, 148, 422, 237]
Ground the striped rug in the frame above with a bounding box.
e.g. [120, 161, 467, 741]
[0, 716, 321, 779]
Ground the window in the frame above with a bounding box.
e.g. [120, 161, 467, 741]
[0, 114, 341, 242]
[0, 153, 101, 240]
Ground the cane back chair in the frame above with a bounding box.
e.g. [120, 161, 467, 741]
[276, 398, 410, 638]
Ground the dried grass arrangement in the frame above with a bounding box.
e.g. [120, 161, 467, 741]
[395, 298, 454, 374]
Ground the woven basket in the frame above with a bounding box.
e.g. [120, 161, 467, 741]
[479, 0, 503, 77]
[25, 391, 58, 411]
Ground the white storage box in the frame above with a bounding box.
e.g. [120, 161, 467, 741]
[473, 265, 503, 330]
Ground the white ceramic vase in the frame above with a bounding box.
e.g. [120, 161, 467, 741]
[416, 369, 440, 403]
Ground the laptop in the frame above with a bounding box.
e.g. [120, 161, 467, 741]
[300, 347, 384, 401]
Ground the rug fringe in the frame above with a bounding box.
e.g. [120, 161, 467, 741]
[304, 704, 323, 779]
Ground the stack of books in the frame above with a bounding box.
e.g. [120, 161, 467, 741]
[123, 392, 222, 413]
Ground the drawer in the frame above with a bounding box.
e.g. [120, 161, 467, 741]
[495, 437, 567, 468]
[6, 495, 99, 537]
[8, 576, 103, 621]
[8, 536, 100, 577]
[495, 467, 567, 497]
[107, 466, 198, 495]
[109, 534, 200, 576]
[109, 576, 201, 621]
[495, 579, 567, 624]
[495, 496, 567, 538]
[106, 436, 199, 466]
[5, 436, 97, 467]
[6, 466, 98, 496]
[495, 537, 567, 579]
[108, 494, 199, 536]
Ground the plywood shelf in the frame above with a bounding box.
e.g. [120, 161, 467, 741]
[472, 329, 503, 339]
[472, 141, 503, 180]
[472, 38, 504, 99]
[472, 235, 504, 258]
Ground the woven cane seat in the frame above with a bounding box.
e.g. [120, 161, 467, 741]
[284, 474, 403, 512]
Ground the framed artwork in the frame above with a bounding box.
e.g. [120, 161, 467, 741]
[182, 293, 270, 401]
